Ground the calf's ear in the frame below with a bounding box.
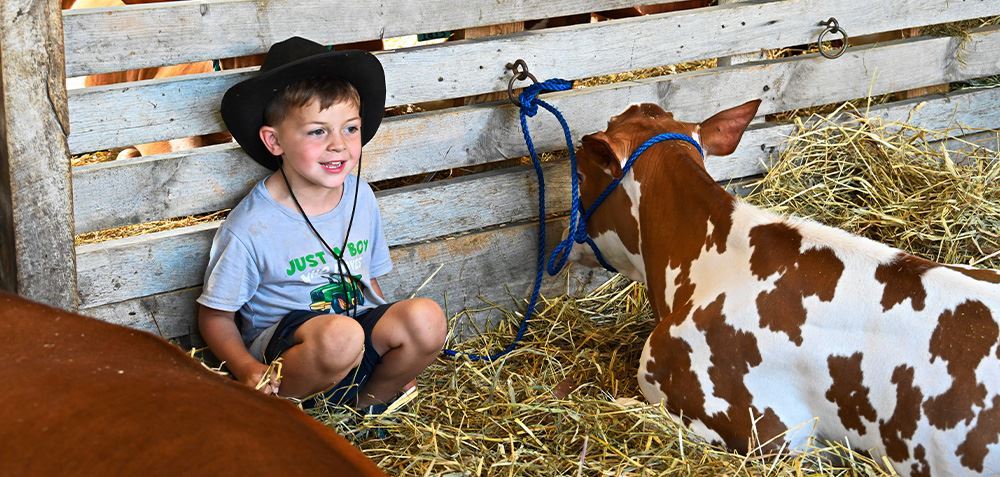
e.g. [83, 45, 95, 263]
[581, 131, 623, 178]
[698, 99, 762, 156]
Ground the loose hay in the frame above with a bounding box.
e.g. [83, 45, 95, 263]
[302, 277, 892, 476]
[74, 210, 230, 246]
[744, 101, 1000, 269]
[575, 59, 716, 89]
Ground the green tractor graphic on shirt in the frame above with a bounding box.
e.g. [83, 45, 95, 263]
[309, 273, 365, 313]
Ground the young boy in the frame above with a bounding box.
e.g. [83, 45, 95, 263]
[198, 37, 447, 412]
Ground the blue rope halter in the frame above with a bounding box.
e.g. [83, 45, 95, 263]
[441, 77, 703, 361]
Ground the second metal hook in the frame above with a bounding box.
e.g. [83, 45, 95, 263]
[817, 17, 849, 59]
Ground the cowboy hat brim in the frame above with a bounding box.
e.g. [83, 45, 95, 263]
[221, 49, 385, 171]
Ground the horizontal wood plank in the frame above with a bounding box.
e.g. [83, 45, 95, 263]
[64, 0, 692, 77]
[80, 219, 615, 339]
[64, 2, 1000, 154]
[72, 32, 1000, 232]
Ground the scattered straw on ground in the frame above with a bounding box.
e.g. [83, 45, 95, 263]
[744, 101, 1000, 269]
[297, 277, 891, 476]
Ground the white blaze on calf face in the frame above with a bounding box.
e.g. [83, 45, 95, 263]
[566, 169, 645, 279]
[586, 166, 646, 281]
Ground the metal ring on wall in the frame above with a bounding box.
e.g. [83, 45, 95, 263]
[817, 17, 849, 59]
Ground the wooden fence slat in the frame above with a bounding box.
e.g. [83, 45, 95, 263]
[63, 0, 1000, 78]
[63, 0, 697, 77]
[73, 82, 1000, 309]
[67, 69, 241, 154]
[70, 162, 581, 309]
[72, 32, 1000, 233]
[73, 143, 267, 233]
[80, 219, 615, 339]
[0, 0, 78, 309]
[64, 1, 1000, 154]
[715, 0, 767, 67]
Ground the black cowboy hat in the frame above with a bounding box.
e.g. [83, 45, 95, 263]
[221, 36, 386, 171]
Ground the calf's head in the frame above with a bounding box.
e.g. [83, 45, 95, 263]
[567, 100, 761, 280]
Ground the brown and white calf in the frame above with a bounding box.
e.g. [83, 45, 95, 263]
[567, 100, 1000, 476]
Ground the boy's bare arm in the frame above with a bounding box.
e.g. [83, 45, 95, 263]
[371, 278, 385, 300]
[197, 305, 275, 394]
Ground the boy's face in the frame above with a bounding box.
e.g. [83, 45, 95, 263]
[259, 99, 362, 193]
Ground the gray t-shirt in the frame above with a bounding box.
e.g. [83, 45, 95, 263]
[197, 174, 392, 343]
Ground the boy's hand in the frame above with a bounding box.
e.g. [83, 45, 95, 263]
[198, 306, 280, 396]
[235, 361, 281, 396]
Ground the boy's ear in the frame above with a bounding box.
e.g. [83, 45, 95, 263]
[580, 131, 623, 178]
[259, 126, 283, 156]
[698, 99, 762, 157]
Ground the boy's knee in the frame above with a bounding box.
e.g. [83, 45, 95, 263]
[404, 298, 447, 352]
[313, 317, 365, 375]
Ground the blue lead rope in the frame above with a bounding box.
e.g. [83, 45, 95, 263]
[441, 79, 573, 361]
[442, 78, 704, 361]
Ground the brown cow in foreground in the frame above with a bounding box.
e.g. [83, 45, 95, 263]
[565, 100, 1000, 476]
[0, 292, 385, 475]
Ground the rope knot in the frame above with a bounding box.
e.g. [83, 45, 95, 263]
[517, 79, 573, 117]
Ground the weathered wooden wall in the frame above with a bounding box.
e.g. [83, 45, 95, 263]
[0, 0, 77, 309]
[3, 0, 998, 338]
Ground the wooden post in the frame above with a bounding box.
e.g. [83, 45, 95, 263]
[0, 0, 79, 310]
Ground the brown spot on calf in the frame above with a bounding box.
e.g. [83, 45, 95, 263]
[924, 300, 997, 429]
[957, 395, 1000, 472]
[911, 445, 931, 477]
[750, 223, 844, 345]
[945, 265, 1000, 284]
[878, 365, 924, 461]
[647, 294, 789, 452]
[748, 223, 802, 279]
[825, 353, 877, 435]
[645, 326, 707, 421]
[694, 294, 788, 451]
[876, 254, 938, 312]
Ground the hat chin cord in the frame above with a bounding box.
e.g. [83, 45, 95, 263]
[279, 153, 366, 318]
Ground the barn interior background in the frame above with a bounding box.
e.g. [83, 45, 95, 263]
[1, 0, 998, 474]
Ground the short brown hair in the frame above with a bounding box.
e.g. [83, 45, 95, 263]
[263, 76, 361, 126]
